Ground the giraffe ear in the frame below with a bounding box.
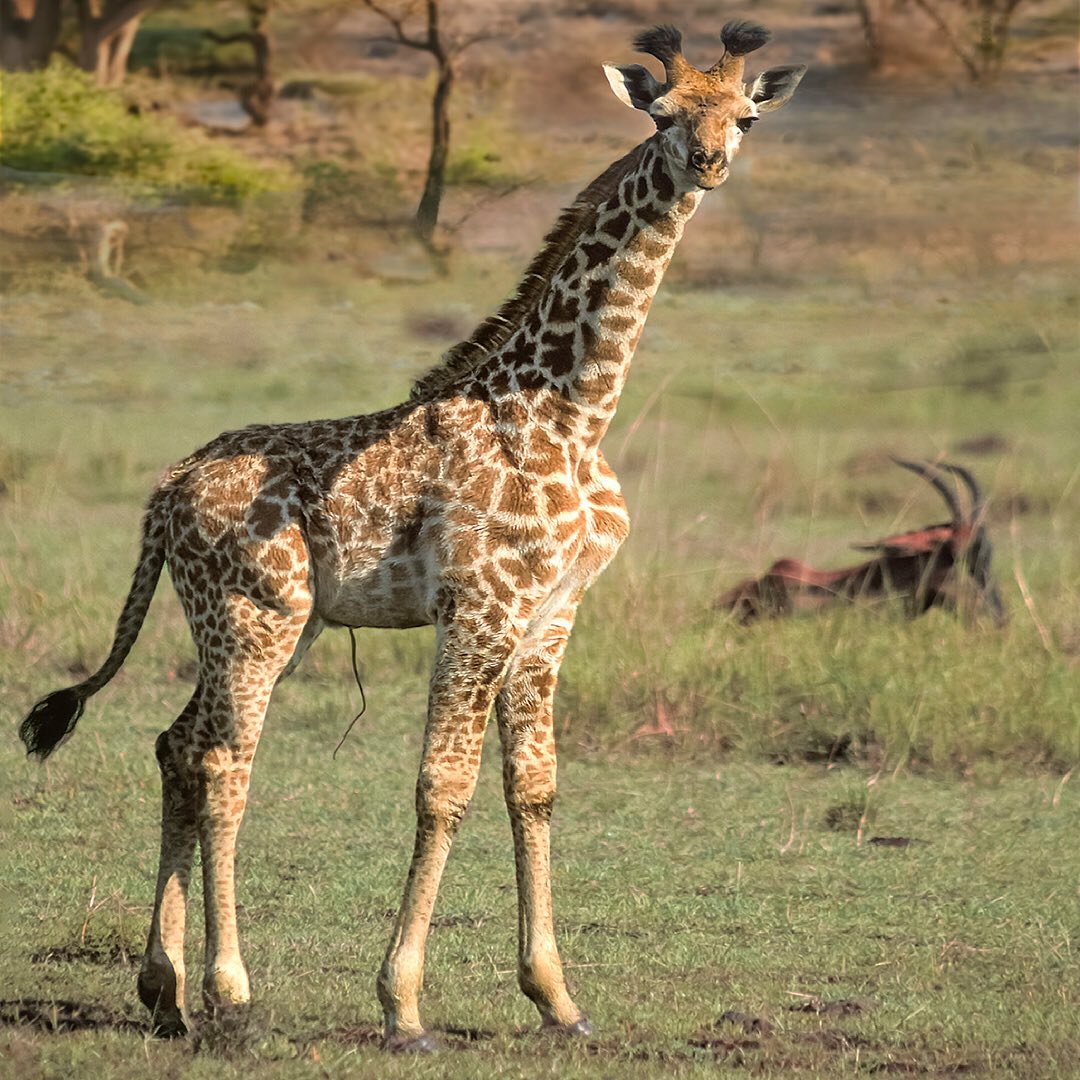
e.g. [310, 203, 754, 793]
[746, 64, 807, 113]
[603, 63, 663, 111]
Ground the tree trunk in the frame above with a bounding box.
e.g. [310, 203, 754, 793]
[92, 13, 143, 86]
[978, 0, 1024, 79]
[854, 0, 883, 69]
[205, 3, 275, 126]
[243, 9, 274, 126]
[415, 57, 453, 245]
[358, 0, 461, 245]
[0, 0, 62, 70]
[76, 0, 158, 86]
[909, 0, 982, 79]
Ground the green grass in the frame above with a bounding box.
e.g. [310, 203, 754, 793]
[1, 704, 1078, 1076]
[1, 267, 1077, 1075]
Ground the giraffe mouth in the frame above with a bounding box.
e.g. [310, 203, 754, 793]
[695, 166, 729, 190]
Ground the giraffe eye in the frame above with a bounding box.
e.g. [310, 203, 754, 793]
[735, 117, 757, 134]
[653, 115, 674, 132]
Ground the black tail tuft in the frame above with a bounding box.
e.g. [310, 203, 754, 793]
[19, 687, 86, 760]
[720, 20, 772, 57]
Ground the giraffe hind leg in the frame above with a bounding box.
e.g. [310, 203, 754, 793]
[140, 498, 314, 1030]
[139, 690, 202, 1037]
[193, 584, 313, 1012]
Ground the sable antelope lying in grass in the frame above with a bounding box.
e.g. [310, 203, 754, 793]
[719, 459, 1007, 625]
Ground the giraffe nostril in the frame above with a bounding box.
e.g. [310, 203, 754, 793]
[690, 148, 724, 172]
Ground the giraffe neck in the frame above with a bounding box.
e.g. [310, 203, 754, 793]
[480, 136, 702, 446]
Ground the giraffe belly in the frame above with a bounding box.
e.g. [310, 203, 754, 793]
[315, 553, 439, 629]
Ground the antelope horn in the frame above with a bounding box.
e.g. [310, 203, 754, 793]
[937, 462, 985, 522]
[891, 456, 963, 524]
[633, 24, 691, 87]
[709, 19, 772, 84]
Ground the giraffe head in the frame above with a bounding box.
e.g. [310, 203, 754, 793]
[604, 21, 806, 190]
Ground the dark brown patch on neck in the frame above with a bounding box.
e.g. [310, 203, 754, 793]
[600, 210, 633, 243]
[581, 240, 616, 272]
[651, 154, 676, 202]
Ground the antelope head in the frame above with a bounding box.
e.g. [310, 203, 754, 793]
[855, 458, 1007, 624]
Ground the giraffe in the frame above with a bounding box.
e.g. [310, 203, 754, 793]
[20, 21, 804, 1049]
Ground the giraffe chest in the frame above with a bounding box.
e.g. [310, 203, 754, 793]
[519, 461, 630, 640]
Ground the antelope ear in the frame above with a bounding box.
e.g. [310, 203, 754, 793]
[603, 63, 663, 110]
[746, 64, 806, 112]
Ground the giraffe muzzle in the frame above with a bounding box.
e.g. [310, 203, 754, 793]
[688, 148, 728, 187]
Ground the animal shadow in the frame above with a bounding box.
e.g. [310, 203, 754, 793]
[0, 997, 145, 1034]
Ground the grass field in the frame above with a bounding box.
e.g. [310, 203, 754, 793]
[2, 1, 1079, 1074]
[2, 717, 1078, 1077]
[2, 264, 1077, 1076]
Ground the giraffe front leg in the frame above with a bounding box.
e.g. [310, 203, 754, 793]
[495, 604, 589, 1035]
[378, 617, 518, 1050]
[139, 700, 201, 1037]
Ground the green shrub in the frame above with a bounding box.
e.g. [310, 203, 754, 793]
[0, 62, 295, 201]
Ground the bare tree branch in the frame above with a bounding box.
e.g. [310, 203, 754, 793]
[359, 0, 497, 59]
[453, 28, 499, 55]
[909, 0, 982, 79]
[359, 0, 427, 50]
[205, 29, 258, 45]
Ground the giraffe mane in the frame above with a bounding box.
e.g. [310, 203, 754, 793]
[408, 140, 653, 403]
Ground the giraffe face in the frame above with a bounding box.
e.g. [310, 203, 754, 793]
[604, 24, 805, 192]
[647, 80, 759, 189]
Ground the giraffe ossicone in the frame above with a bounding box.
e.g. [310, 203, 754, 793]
[20, 21, 803, 1047]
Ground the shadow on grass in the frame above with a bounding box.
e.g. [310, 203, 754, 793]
[0, 998, 494, 1058]
[0, 996, 986, 1072]
[0, 998, 145, 1034]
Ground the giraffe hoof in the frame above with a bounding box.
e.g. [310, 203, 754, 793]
[385, 1031, 439, 1053]
[543, 1017, 593, 1038]
[149, 1010, 189, 1039]
[138, 972, 189, 1038]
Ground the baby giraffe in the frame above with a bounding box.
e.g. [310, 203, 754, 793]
[21, 21, 804, 1049]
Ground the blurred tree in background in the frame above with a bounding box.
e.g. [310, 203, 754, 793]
[1, 0, 161, 84]
[205, 0, 275, 125]
[855, 0, 1032, 79]
[359, 0, 501, 247]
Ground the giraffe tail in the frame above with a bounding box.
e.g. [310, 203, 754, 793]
[19, 490, 170, 760]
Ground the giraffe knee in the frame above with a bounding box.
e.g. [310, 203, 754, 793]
[503, 746, 558, 819]
[154, 729, 202, 797]
[506, 775, 556, 820]
[416, 765, 479, 834]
